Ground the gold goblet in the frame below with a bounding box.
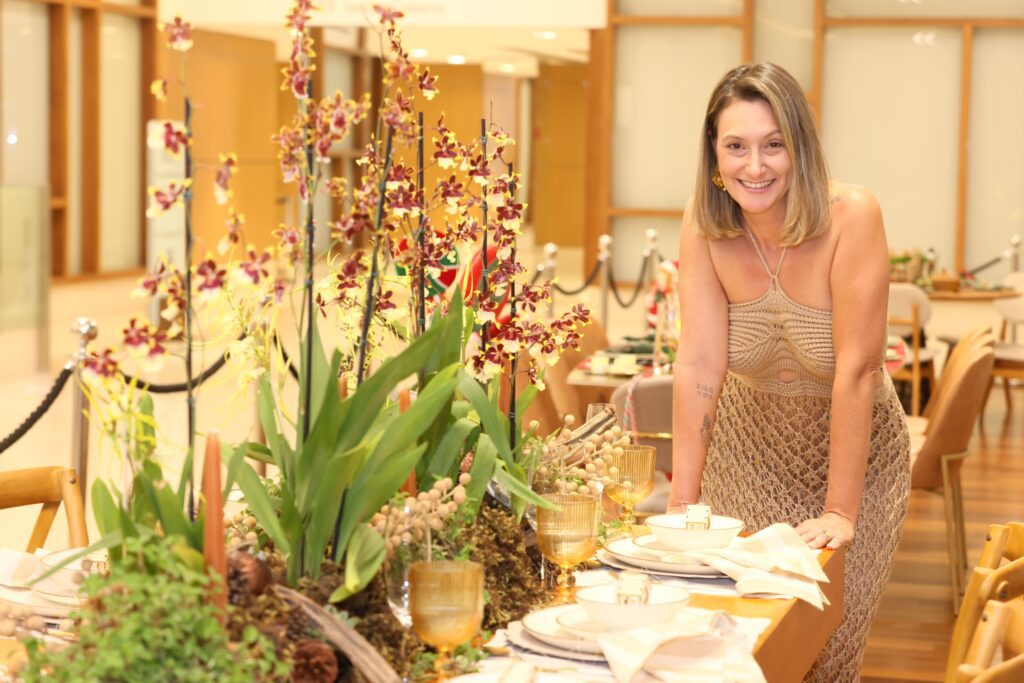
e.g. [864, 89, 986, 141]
[606, 444, 656, 532]
[409, 560, 485, 681]
[535, 493, 600, 602]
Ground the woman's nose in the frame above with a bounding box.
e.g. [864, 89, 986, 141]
[747, 149, 765, 176]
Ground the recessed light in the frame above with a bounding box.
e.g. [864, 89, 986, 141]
[410, 48, 428, 59]
[534, 30, 557, 40]
[446, 54, 466, 65]
[500, 64, 516, 74]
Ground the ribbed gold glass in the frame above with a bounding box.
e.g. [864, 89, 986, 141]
[606, 444, 656, 531]
[535, 493, 600, 601]
[409, 560, 485, 681]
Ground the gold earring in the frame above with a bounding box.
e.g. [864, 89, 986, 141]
[711, 168, 725, 190]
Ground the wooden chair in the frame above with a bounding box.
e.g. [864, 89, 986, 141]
[907, 326, 992, 437]
[0, 467, 89, 552]
[611, 375, 673, 513]
[954, 600, 1024, 682]
[910, 337, 995, 610]
[889, 282, 938, 416]
[947, 523, 1024, 682]
[543, 319, 611, 422]
[983, 273, 1024, 416]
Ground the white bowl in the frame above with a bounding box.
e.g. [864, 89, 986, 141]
[573, 582, 689, 631]
[645, 514, 744, 551]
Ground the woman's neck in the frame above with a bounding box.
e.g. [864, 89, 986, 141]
[741, 208, 786, 248]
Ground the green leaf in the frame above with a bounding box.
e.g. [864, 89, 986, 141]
[234, 462, 291, 555]
[493, 461, 553, 515]
[91, 480, 120, 538]
[136, 477, 191, 541]
[223, 443, 248, 501]
[297, 316, 331, 452]
[175, 448, 194, 508]
[514, 382, 539, 435]
[329, 524, 386, 603]
[422, 417, 478, 488]
[465, 434, 497, 517]
[258, 375, 294, 480]
[238, 442, 274, 465]
[295, 350, 345, 506]
[458, 372, 513, 466]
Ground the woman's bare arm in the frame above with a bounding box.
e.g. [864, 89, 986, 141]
[668, 199, 730, 511]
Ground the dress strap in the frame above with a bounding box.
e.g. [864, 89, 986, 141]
[746, 230, 787, 279]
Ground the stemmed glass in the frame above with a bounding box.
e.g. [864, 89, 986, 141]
[384, 499, 418, 628]
[535, 493, 600, 602]
[605, 444, 656, 533]
[409, 560, 485, 681]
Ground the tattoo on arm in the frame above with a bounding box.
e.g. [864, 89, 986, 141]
[699, 414, 713, 448]
[696, 383, 713, 400]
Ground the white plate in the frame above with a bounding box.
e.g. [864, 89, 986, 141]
[507, 621, 606, 663]
[452, 670, 579, 682]
[0, 584, 74, 619]
[603, 536, 725, 577]
[520, 605, 605, 656]
[554, 606, 607, 640]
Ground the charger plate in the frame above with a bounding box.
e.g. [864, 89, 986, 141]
[603, 536, 725, 577]
[519, 605, 605, 657]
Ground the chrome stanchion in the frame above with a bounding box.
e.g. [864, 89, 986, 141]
[598, 234, 612, 328]
[1011, 234, 1021, 272]
[70, 318, 97, 501]
[543, 242, 558, 318]
[642, 229, 658, 329]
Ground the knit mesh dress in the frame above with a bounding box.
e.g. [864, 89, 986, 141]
[701, 235, 910, 682]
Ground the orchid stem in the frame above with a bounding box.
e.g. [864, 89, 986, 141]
[184, 95, 196, 521]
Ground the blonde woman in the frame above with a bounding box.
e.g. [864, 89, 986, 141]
[668, 62, 910, 681]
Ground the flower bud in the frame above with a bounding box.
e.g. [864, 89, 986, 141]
[459, 472, 472, 485]
[453, 486, 467, 504]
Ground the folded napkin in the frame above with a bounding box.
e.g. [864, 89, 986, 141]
[681, 523, 830, 609]
[596, 608, 767, 683]
[0, 549, 41, 588]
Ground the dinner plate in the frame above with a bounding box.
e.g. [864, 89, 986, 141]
[520, 605, 605, 656]
[452, 672, 579, 683]
[554, 607, 607, 640]
[506, 621, 606, 663]
[603, 536, 725, 577]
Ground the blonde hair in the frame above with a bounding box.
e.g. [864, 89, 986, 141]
[692, 63, 831, 246]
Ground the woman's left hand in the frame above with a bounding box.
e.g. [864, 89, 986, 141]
[796, 512, 855, 550]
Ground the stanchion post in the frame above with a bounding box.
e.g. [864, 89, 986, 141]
[598, 234, 612, 328]
[1011, 234, 1021, 272]
[642, 229, 658, 328]
[70, 318, 97, 502]
[543, 242, 558, 318]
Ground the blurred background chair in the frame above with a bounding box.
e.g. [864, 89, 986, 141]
[947, 522, 1024, 682]
[910, 335, 995, 609]
[543, 320, 610, 423]
[889, 282, 939, 416]
[611, 374, 673, 514]
[984, 273, 1024, 416]
[0, 466, 88, 552]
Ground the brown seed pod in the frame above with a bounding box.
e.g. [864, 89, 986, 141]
[291, 638, 339, 683]
[227, 551, 273, 598]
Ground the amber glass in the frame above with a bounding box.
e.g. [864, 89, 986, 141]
[605, 444, 656, 531]
[409, 560, 485, 680]
[535, 493, 600, 601]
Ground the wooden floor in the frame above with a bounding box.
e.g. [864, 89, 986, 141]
[860, 385, 1024, 682]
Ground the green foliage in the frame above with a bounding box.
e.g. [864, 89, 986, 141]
[23, 536, 288, 683]
[233, 298, 466, 593]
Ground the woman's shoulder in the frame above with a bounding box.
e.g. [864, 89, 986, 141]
[828, 183, 886, 253]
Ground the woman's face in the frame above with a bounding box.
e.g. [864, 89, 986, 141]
[714, 98, 792, 222]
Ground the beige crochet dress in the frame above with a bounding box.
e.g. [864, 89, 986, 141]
[701, 235, 910, 682]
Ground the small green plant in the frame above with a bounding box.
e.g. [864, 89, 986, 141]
[22, 535, 288, 682]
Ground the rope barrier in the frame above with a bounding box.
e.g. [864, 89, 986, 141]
[551, 259, 603, 296]
[0, 363, 74, 454]
[607, 254, 650, 308]
[121, 345, 233, 394]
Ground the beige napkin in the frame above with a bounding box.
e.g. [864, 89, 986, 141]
[596, 608, 767, 683]
[680, 523, 830, 609]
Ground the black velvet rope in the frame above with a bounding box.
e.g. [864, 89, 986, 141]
[607, 254, 650, 308]
[121, 344, 234, 394]
[551, 258, 604, 296]
[0, 364, 74, 454]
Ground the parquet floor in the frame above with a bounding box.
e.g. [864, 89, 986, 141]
[860, 386, 1024, 682]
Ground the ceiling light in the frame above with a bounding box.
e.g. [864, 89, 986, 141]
[410, 48, 428, 59]
[446, 54, 466, 65]
[534, 30, 557, 40]
[500, 64, 516, 74]
[5, 131, 17, 145]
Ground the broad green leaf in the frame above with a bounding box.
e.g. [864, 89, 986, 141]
[421, 417, 477, 488]
[296, 351, 345, 505]
[136, 477, 190, 540]
[302, 452, 362, 576]
[458, 372, 513, 465]
[464, 434, 497, 516]
[296, 317, 331, 452]
[91, 480, 119, 538]
[238, 442, 274, 465]
[493, 461, 553, 516]
[234, 462, 291, 555]
[514, 382, 539, 434]
[258, 375, 294, 480]
[329, 524, 386, 603]
[367, 364, 460, 465]
[175, 448, 194, 508]
[223, 443, 249, 501]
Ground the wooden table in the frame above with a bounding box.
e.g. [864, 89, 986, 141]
[566, 367, 644, 390]
[689, 546, 845, 683]
[927, 289, 1019, 301]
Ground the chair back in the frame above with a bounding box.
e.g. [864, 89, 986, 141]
[889, 282, 932, 336]
[610, 374, 674, 473]
[543, 320, 611, 421]
[912, 339, 994, 490]
[953, 600, 1024, 683]
[924, 327, 994, 424]
[994, 273, 1024, 325]
[0, 467, 89, 552]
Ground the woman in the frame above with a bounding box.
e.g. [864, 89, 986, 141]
[668, 63, 910, 681]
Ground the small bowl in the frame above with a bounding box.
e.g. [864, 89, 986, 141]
[645, 514, 744, 551]
[573, 583, 689, 631]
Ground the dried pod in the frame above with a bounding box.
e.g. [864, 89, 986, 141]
[0, 620, 15, 637]
[227, 550, 272, 599]
[24, 616, 45, 632]
[291, 638, 339, 683]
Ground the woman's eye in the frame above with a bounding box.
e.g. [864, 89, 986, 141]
[767, 140, 785, 150]
[726, 142, 743, 151]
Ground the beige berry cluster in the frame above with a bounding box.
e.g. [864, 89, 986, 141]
[224, 512, 260, 549]
[371, 473, 471, 557]
[0, 601, 58, 637]
[533, 415, 631, 496]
